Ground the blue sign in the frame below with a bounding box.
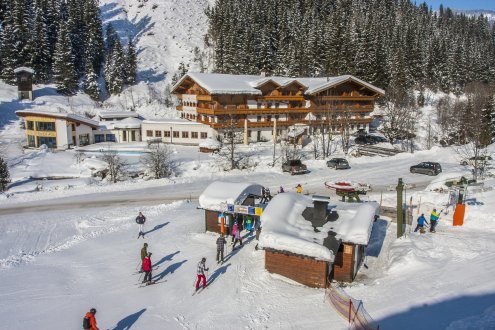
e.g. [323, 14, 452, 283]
[227, 204, 235, 212]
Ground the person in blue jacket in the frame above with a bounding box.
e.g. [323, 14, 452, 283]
[414, 213, 429, 232]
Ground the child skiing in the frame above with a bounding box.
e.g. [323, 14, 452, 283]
[233, 228, 243, 250]
[83, 308, 99, 330]
[216, 234, 227, 264]
[142, 252, 153, 284]
[414, 213, 429, 233]
[196, 257, 209, 291]
[430, 209, 440, 232]
[136, 212, 146, 239]
[296, 184, 302, 194]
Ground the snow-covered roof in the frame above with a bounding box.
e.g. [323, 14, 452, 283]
[16, 110, 99, 128]
[328, 202, 379, 245]
[258, 193, 335, 262]
[199, 138, 221, 149]
[14, 67, 34, 74]
[142, 119, 206, 126]
[98, 111, 139, 119]
[198, 181, 263, 212]
[172, 73, 385, 96]
[112, 117, 142, 129]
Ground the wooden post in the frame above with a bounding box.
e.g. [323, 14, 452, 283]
[396, 178, 404, 238]
[272, 119, 277, 166]
[348, 299, 353, 324]
[244, 119, 248, 145]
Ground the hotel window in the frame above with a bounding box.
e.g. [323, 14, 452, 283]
[27, 135, 36, 147]
[106, 134, 116, 142]
[146, 130, 153, 137]
[257, 103, 261, 109]
[123, 131, 127, 142]
[275, 103, 279, 108]
[94, 134, 105, 143]
[173, 131, 179, 138]
[38, 136, 57, 148]
[164, 131, 171, 138]
[182, 131, 189, 138]
[191, 132, 198, 139]
[36, 122, 55, 131]
[200, 132, 207, 139]
[131, 130, 136, 141]
[79, 134, 90, 146]
[257, 116, 261, 122]
[26, 121, 34, 130]
[155, 130, 162, 137]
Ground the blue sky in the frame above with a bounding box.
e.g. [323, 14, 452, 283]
[419, 0, 495, 10]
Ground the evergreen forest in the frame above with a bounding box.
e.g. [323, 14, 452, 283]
[0, 0, 137, 99]
[205, 0, 495, 94]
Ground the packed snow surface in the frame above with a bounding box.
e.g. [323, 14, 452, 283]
[259, 193, 335, 261]
[198, 181, 264, 212]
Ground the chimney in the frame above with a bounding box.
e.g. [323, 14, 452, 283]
[311, 195, 330, 228]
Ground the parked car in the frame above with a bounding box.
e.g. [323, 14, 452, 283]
[368, 135, 387, 143]
[354, 135, 377, 145]
[326, 158, 351, 169]
[460, 155, 492, 166]
[410, 162, 442, 176]
[282, 159, 308, 175]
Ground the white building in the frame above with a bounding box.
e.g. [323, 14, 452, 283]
[141, 119, 214, 145]
[96, 117, 143, 143]
[16, 110, 99, 149]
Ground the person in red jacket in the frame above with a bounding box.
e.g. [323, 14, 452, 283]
[83, 308, 99, 330]
[142, 252, 153, 284]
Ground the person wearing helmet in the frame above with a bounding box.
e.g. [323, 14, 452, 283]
[142, 252, 153, 284]
[195, 257, 209, 291]
[83, 308, 98, 330]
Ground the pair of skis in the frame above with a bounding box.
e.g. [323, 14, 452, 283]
[137, 279, 167, 288]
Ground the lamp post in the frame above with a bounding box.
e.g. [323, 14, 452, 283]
[396, 178, 404, 238]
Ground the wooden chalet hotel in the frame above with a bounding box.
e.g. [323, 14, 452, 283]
[172, 73, 385, 142]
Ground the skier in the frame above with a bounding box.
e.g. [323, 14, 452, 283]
[430, 209, 440, 232]
[232, 227, 243, 250]
[279, 186, 285, 193]
[139, 243, 148, 273]
[216, 234, 227, 263]
[245, 215, 253, 235]
[414, 213, 429, 233]
[231, 221, 238, 243]
[142, 252, 153, 284]
[196, 257, 209, 291]
[296, 184, 302, 194]
[136, 212, 146, 239]
[83, 308, 99, 330]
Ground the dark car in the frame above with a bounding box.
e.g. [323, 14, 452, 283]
[410, 162, 442, 176]
[354, 135, 377, 145]
[326, 158, 350, 169]
[368, 135, 387, 143]
[282, 159, 308, 175]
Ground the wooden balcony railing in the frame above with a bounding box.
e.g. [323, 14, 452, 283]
[197, 118, 372, 129]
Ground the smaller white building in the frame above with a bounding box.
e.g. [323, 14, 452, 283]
[141, 119, 214, 145]
[95, 117, 143, 143]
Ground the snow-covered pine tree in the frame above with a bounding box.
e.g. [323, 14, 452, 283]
[31, 5, 51, 83]
[84, 64, 100, 100]
[0, 156, 10, 192]
[104, 39, 125, 95]
[0, 7, 18, 84]
[52, 20, 78, 95]
[125, 39, 137, 85]
[83, 0, 104, 75]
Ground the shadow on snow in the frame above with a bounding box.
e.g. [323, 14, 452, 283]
[111, 308, 146, 330]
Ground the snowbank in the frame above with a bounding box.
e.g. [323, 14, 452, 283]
[259, 193, 335, 261]
[199, 138, 221, 149]
[329, 202, 379, 245]
[198, 181, 263, 212]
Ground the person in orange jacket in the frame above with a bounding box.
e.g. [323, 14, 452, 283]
[83, 308, 99, 330]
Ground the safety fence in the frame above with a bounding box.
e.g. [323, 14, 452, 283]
[325, 285, 380, 330]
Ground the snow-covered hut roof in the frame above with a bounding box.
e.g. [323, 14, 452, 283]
[199, 138, 221, 149]
[258, 193, 336, 262]
[172, 73, 385, 96]
[328, 201, 379, 245]
[198, 181, 263, 212]
[14, 67, 34, 74]
[16, 110, 99, 128]
[142, 118, 206, 126]
[112, 117, 142, 129]
[98, 111, 140, 119]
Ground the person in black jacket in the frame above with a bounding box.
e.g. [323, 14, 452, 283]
[216, 234, 227, 263]
[136, 212, 146, 239]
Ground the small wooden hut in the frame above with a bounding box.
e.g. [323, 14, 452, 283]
[198, 181, 264, 234]
[14, 67, 34, 101]
[259, 193, 378, 286]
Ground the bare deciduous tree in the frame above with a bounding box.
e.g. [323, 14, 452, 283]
[101, 150, 127, 183]
[142, 143, 173, 179]
[217, 117, 244, 170]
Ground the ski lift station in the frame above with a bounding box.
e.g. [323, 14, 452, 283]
[199, 182, 380, 285]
